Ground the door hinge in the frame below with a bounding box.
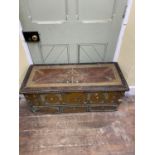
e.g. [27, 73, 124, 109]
[23, 31, 40, 42]
[122, 5, 128, 18]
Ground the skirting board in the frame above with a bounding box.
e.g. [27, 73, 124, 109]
[125, 86, 135, 96]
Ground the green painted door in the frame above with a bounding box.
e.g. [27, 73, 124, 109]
[20, 0, 127, 64]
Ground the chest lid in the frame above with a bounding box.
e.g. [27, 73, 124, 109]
[20, 62, 129, 93]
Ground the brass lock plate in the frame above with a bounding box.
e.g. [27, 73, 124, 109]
[23, 31, 40, 42]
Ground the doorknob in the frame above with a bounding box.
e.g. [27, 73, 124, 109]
[23, 31, 40, 42]
[32, 35, 38, 41]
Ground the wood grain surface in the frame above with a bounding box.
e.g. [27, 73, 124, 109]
[26, 64, 121, 87]
[20, 96, 135, 155]
[20, 62, 129, 93]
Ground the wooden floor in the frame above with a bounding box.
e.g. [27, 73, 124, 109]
[20, 96, 135, 155]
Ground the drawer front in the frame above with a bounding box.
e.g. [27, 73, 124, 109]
[24, 91, 124, 113]
[25, 92, 124, 105]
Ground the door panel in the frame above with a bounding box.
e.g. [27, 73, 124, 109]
[20, 0, 127, 64]
[78, 43, 108, 63]
[28, 0, 67, 23]
[78, 0, 116, 22]
[41, 44, 70, 63]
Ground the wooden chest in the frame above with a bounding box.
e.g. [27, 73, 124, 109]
[20, 62, 129, 113]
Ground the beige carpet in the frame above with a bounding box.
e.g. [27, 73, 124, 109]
[20, 96, 135, 155]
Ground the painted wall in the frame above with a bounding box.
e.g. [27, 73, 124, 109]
[19, 38, 29, 85]
[19, 1, 135, 86]
[118, 0, 135, 86]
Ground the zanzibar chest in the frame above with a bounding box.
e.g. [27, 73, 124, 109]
[20, 62, 129, 113]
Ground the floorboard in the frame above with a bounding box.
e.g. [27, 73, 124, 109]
[20, 96, 135, 155]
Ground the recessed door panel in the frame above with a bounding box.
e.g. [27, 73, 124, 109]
[28, 0, 67, 23]
[41, 44, 69, 64]
[79, 44, 108, 63]
[78, 0, 116, 22]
